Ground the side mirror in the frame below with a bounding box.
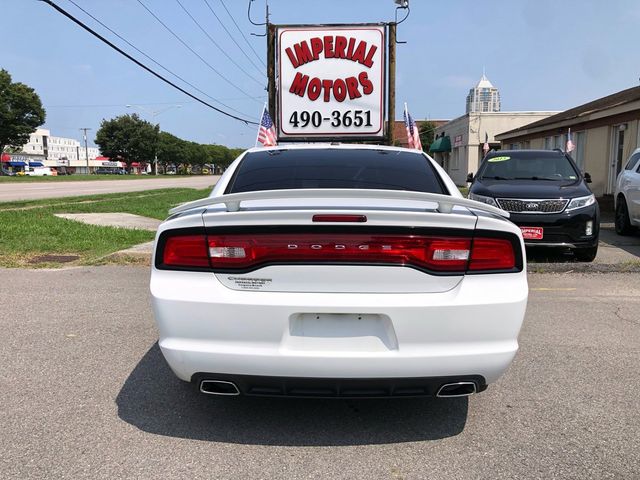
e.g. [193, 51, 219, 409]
[584, 172, 592, 183]
[466, 172, 474, 183]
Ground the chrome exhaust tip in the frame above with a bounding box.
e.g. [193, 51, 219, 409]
[436, 382, 477, 398]
[200, 380, 240, 396]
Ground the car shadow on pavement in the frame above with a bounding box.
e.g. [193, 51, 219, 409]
[526, 247, 580, 263]
[116, 343, 469, 446]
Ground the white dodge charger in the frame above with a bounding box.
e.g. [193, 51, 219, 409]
[150, 144, 528, 398]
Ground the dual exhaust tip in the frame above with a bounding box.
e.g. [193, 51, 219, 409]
[200, 380, 240, 396]
[436, 382, 477, 397]
[200, 379, 477, 397]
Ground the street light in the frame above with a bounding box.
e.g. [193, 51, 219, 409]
[126, 104, 182, 174]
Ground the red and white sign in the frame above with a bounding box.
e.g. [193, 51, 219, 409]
[520, 227, 544, 240]
[278, 25, 385, 139]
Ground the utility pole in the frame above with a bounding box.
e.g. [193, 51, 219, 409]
[80, 128, 91, 174]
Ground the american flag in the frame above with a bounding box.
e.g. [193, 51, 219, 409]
[483, 132, 490, 155]
[403, 104, 422, 150]
[257, 106, 277, 147]
[566, 128, 575, 153]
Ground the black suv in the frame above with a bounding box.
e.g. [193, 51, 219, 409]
[467, 149, 599, 262]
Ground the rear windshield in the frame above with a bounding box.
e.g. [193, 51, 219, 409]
[226, 149, 446, 194]
[480, 151, 579, 181]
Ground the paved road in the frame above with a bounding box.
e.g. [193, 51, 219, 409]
[1, 268, 638, 479]
[0, 176, 219, 202]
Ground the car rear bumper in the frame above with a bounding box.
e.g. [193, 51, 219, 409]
[192, 373, 488, 398]
[151, 269, 528, 385]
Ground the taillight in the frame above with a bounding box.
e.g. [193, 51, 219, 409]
[468, 238, 516, 271]
[162, 235, 209, 267]
[158, 232, 518, 273]
[206, 234, 473, 272]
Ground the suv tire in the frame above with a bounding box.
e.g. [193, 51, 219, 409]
[615, 197, 634, 235]
[574, 246, 598, 262]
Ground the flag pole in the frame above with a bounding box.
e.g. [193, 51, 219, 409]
[254, 102, 266, 148]
[403, 102, 409, 148]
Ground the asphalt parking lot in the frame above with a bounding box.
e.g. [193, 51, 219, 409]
[1, 267, 638, 479]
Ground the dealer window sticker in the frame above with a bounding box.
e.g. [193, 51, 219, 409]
[487, 156, 511, 162]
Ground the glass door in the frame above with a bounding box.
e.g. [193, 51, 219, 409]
[608, 125, 625, 194]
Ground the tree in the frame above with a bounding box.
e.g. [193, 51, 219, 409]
[157, 131, 185, 171]
[419, 121, 438, 152]
[95, 113, 246, 174]
[0, 69, 46, 154]
[184, 142, 207, 168]
[95, 114, 159, 166]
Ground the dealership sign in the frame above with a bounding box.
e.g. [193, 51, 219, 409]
[277, 25, 386, 140]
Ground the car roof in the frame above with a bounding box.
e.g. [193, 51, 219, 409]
[244, 143, 427, 155]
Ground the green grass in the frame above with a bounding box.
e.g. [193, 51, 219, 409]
[0, 188, 210, 268]
[0, 174, 177, 182]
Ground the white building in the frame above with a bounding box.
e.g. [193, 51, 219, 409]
[20, 128, 101, 173]
[466, 74, 501, 114]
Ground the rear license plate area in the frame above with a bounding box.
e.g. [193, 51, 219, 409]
[284, 313, 398, 352]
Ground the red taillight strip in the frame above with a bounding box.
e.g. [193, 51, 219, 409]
[158, 231, 519, 273]
[206, 233, 471, 272]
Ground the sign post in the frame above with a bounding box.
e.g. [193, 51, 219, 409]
[386, 22, 396, 146]
[272, 24, 388, 143]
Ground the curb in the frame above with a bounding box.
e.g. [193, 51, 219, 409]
[104, 241, 153, 264]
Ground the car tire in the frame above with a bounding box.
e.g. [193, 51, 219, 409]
[574, 246, 598, 262]
[615, 197, 634, 235]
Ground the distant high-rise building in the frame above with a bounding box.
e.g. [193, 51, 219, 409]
[466, 73, 501, 113]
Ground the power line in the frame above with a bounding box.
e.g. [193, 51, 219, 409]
[174, 0, 264, 85]
[202, 0, 264, 75]
[135, 0, 262, 103]
[45, 97, 266, 108]
[64, 0, 255, 119]
[218, 0, 266, 68]
[38, 0, 258, 125]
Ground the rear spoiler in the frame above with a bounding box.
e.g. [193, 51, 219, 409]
[169, 189, 509, 218]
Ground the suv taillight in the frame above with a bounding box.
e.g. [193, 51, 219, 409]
[158, 232, 518, 273]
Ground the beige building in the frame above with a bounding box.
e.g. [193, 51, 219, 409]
[431, 111, 559, 186]
[496, 86, 640, 197]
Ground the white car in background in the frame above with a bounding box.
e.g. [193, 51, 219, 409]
[615, 147, 640, 235]
[24, 166, 54, 176]
[150, 144, 528, 399]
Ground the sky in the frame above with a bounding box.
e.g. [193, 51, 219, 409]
[2, 0, 639, 149]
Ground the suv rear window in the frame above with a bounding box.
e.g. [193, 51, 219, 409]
[480, 151, 579, 181]
[226, 149, 446, 194]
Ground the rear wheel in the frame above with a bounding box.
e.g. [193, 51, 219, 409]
[615, 197, 634, 235]
[574, 246, 598, 262]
